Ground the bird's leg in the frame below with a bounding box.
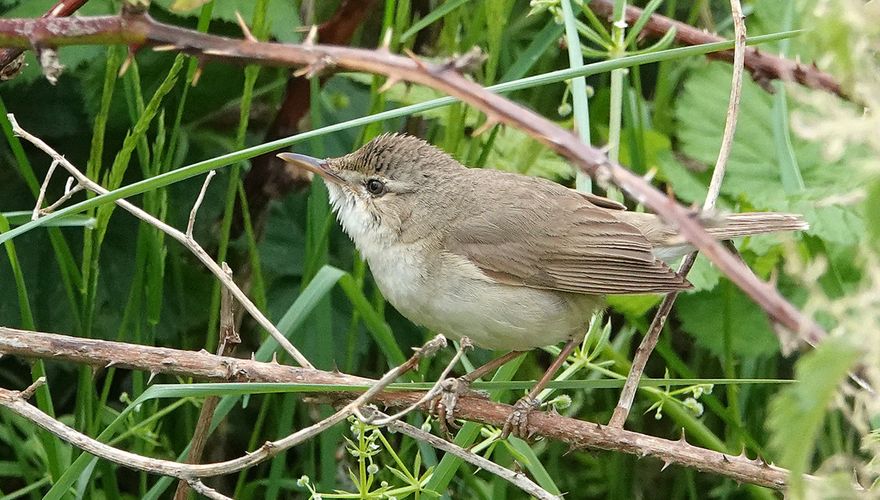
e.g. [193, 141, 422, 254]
[502, 337, 579, 440]
[434, 350, 527, 433]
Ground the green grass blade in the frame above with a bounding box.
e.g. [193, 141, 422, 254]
[560, 0, 593, 192]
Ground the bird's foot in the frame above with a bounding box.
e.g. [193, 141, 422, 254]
[430, 377, 487, 436]
[502, 396, 542, 440]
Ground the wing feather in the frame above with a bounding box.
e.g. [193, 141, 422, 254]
[445, 173, 690, 295]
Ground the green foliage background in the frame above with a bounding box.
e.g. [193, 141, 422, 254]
[0, 0, 877, 498]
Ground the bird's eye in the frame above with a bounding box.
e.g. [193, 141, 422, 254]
[365, 178, 385, 195]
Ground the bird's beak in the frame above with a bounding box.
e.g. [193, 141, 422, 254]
[276, 152, 347, 185]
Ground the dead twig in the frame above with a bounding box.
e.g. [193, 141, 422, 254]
[8, 114, 315, 369]
[609, 0, 748, 429]
[174, 260, 238, 500]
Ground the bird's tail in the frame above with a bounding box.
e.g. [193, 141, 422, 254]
[704, 212, 809, 240]
[618, 211, 809, 261]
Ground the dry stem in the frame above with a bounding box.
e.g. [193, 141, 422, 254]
[608, 0, 748, 428]
[587, 0, 848, 99]
[8, 114, 314, 370]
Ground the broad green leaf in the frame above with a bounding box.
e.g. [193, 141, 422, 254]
[676, 283, 780, 358]
[767, 338, 860, 495]
[676, 62, 863, 245]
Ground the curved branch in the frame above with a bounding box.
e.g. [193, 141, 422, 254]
[0, 11, 827, 346]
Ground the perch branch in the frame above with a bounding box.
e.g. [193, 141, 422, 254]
[0, 11, 828, 347]
[0, 327, 793, 490]
[609, 0, 747, 429]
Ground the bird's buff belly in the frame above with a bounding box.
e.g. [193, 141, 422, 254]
[368, 251, 602, 351]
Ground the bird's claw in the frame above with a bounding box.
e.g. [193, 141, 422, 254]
[502, 397, 541, 440]
[430, 377, 488, 436]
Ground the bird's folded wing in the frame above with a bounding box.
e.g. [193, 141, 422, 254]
[446, 192, 691, 295]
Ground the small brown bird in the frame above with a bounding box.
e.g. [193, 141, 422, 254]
[279, 133, 807, 434]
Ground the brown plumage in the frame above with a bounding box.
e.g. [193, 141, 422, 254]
[278, 133, 808, 350]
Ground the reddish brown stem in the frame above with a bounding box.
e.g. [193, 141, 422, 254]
[0, 0, 90, 78]
[587, 0, 848, 99]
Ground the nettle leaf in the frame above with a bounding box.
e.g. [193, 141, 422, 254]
[767, 338, 860, 494]
[685, 254, 721, 292]
[676, 61, 864, 246]
[676, 282, 779, 358]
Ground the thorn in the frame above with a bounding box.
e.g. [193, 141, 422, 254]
[152, 44, 179, 52]
[722, 454, 730, 463]
[378, 76, 401, 94]
[471, 117, 499, 137]
[379, 28, 393, 51]
[148, 370, 159, 385]
[250, 352, 256, 360]
[678, 428, 687, 443]
[118, 49, 134, 77]
[271, 352, 279, 364]
[293, 57, 333, 79]
[661, 461, 671, 472]
[234, 11, 258, 42]
[402, 47, 428, 71]
[191, 62, 204, 87]
[595, 422, 603, 430]
[304, 24, 319, 46]
[444, 46, 486, 74]
[105, 360, 119, 369]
